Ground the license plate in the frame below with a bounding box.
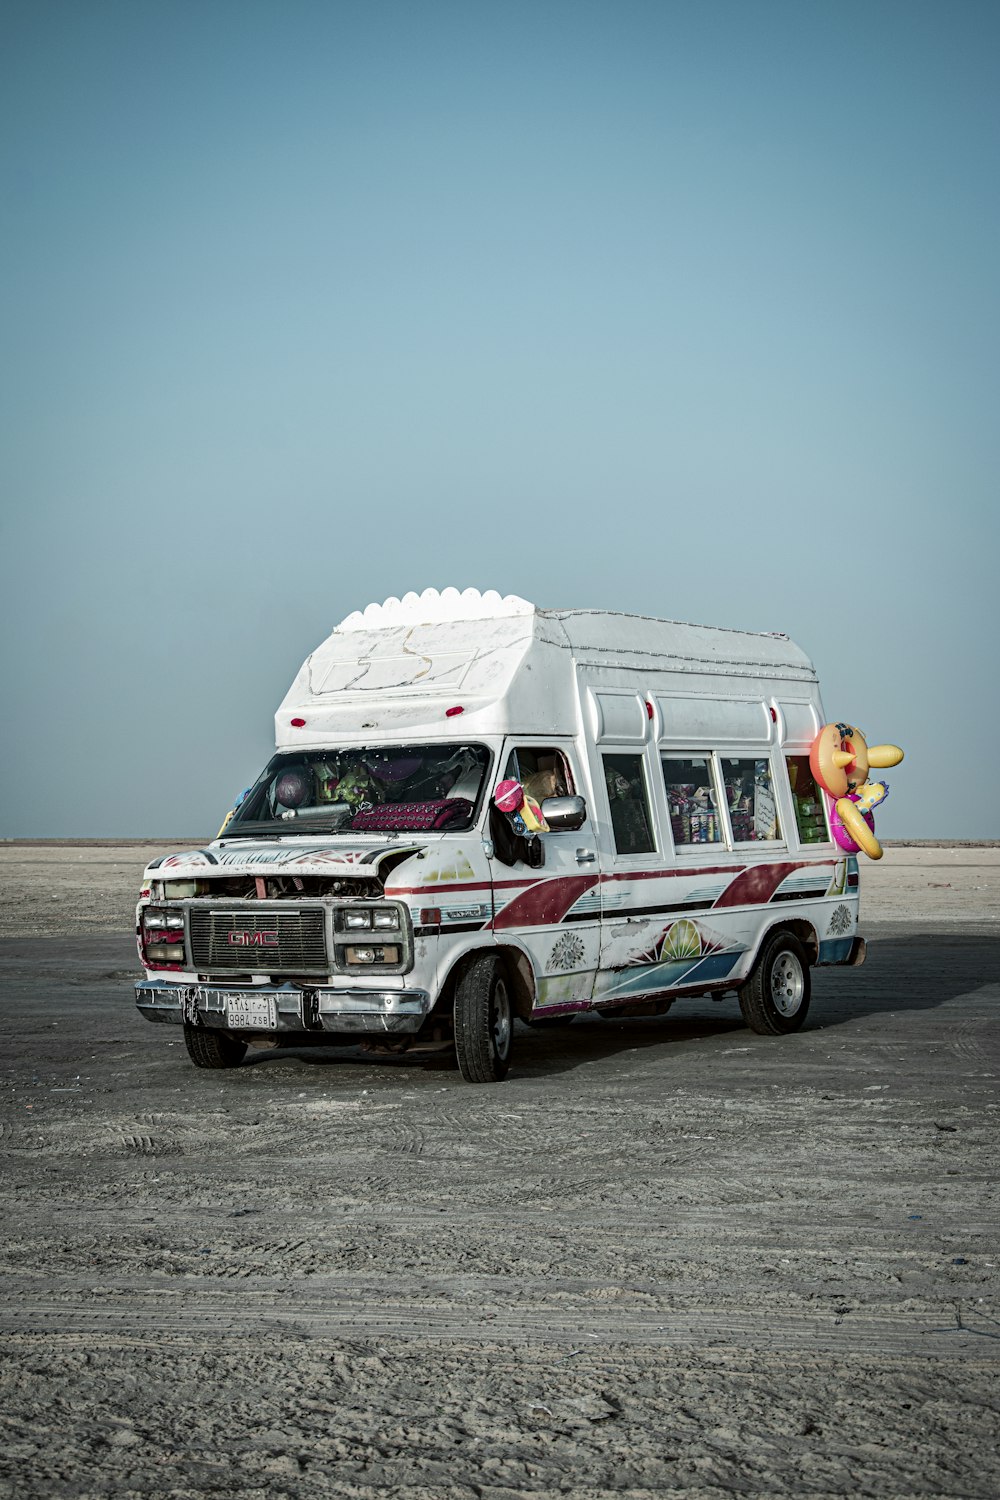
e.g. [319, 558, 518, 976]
[223, 994, 277, 1029]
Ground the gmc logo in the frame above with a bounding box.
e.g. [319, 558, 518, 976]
[227, 931, 279, 947]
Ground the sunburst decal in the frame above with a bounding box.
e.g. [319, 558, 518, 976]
[660, 919, 702, 961]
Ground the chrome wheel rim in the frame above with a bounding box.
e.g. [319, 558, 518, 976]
[492, 978, 512, 1058]
[770, 950, 805, 1016]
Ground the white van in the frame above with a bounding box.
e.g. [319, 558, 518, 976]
[135, 587, 865, 1083]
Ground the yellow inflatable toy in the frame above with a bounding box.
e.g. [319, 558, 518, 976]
[809, 722, 904, 861]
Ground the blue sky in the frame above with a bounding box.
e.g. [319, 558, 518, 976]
[2, 0, 997, 838]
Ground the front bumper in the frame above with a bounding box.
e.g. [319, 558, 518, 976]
[135, 980, 433, 1034]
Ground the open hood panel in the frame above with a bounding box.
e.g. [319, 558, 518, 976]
[144, 841, 422, 883]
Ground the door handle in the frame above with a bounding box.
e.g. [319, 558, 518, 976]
[575, 849, 597, 863]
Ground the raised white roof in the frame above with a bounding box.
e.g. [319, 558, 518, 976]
[275, 587, 817, 747]
[548, 607, 809, 675]
[333, 587, 810, 674]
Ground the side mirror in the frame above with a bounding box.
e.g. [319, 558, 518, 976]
[541, 795, 587, 832]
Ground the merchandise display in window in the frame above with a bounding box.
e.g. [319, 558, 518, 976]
[786, 755, 829, 843]
[722, 757, 780, 842]
[662, 756, 723, 846]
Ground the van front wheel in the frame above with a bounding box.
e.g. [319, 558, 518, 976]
[454, 955, 512, 1083]
[738, 933, 811, 1035]
[183, 1024, 248, 1069]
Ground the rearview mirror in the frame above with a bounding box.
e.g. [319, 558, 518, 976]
[541, 795, 587, 832]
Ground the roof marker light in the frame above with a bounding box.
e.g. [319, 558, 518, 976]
[645, 701, 654, 719]
[445, 705, 464, 717]
[290, 717, 307, 728]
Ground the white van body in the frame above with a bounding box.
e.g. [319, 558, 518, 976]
[135, 588, 864, 1081]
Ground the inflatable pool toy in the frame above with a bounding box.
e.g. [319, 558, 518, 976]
[809, 721, 904, 860]
[493, 778, 549, 835]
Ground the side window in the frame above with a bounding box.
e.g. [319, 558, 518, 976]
[662, 755, 723, 846]
[502, 748, 574, 803]
[602, 753, 655, 855]
[720, 756, 781, 843]
[785, 755, 830, 844]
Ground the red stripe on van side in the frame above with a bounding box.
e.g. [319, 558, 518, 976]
[391, 861, 825, 906]
[601, 865, 745, 883]
[712, 862, 806, 908]
[492, 875, 601, 930]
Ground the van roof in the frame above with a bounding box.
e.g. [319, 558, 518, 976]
[276, 588, 816, 747]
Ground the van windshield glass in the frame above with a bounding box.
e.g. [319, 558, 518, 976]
[222, 744, 491, 838]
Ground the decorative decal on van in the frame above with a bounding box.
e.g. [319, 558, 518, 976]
[211, 847, 376, 871]
[660, 918, 705, 960]
[420, 852, 477, 884]
[492, 875, 600, 930]
[767, 868, 840, 903]
[147, 845, 404, 880]
[629, 918, 729, 967]
[488, 860, 842, 933]
[548, 933, 586, 973]
[594, 945, 743, 1004]
[588, 911, 744, 1005]
[151, 850, 218, 869]
[828, 903, 853, 935]
[712, 863, 804, 908]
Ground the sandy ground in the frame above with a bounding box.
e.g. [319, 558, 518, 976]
[0, 843, 997, 1497]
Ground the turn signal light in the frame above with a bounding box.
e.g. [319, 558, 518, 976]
[344, 945, 400, 966]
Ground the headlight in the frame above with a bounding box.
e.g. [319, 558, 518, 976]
[143, 909, 184, 930]
[337, 907, 400, 932]
[140, 906, 186, 967]
[333, 904, 410, 972]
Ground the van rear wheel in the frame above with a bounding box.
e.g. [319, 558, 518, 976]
[453, 954, 512, 1083]
[738, 933, 811, 1035]
[183, 1024, 248, 1069]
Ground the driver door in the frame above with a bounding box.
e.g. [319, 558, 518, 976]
[488, 743, 601, 1012]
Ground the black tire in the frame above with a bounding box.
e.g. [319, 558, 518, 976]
[738, 932, 811, 1035]
[453, 954, 513, 1083]
[183, 1024, 248, 1069]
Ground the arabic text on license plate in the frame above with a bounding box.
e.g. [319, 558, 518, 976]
[224, 994, 277, 1029]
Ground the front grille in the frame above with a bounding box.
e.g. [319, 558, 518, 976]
[189, 907, 328, 974]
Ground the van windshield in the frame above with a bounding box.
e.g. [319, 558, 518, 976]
[221, 744, 492, 838]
